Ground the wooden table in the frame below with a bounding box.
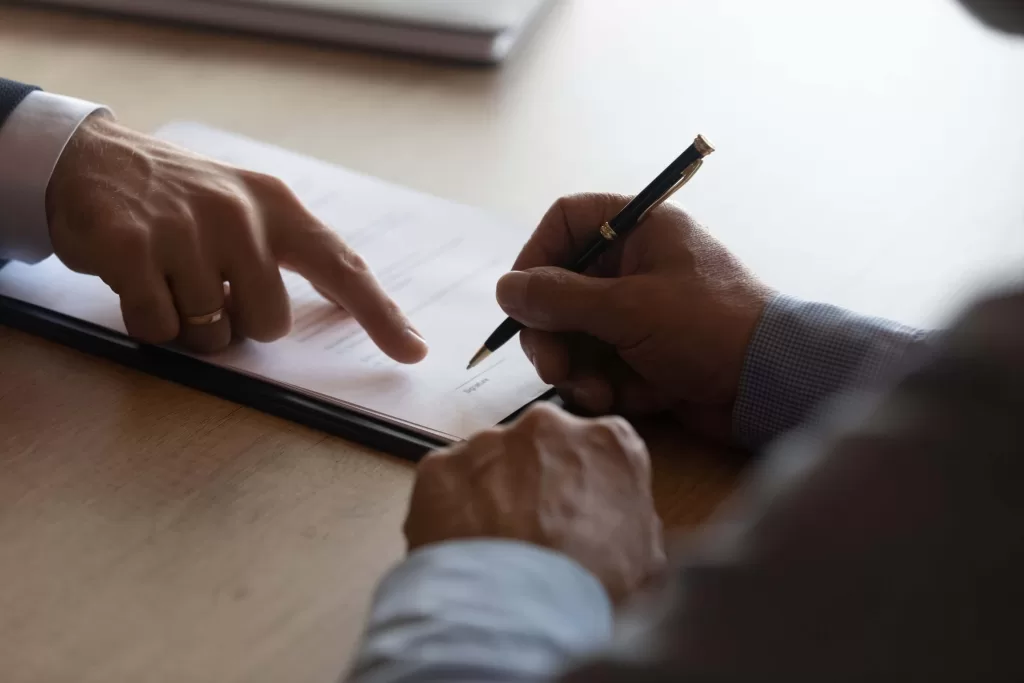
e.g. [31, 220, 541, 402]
[2, 1, 1022, 681]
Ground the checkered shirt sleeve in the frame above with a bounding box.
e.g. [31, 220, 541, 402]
[732, 294, 934, 450]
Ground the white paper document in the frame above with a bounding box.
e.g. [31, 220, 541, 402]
[0, 122, 549, 441]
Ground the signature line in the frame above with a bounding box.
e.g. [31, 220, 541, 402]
[454, 358, 507, 391]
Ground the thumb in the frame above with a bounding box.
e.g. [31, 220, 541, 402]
[496, 267, 636, 345]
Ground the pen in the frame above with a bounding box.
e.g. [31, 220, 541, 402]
[467, 134, 715, 370]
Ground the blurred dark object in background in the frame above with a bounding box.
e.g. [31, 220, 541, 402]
[959, 0, 1024, 34]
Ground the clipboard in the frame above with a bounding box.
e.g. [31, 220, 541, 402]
[0, 285, 555, 462]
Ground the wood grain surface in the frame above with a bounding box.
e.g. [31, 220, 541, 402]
[0, 324, 736, 683]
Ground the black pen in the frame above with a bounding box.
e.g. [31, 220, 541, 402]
[467, 134, 715, 370]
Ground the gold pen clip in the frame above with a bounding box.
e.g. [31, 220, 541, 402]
[636, 134, 714, 224]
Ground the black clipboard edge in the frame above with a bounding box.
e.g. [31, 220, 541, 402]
[0, 293, 557, 461]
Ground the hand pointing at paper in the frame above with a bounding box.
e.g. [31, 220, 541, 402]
[43, 113, 428, 362]
[496, 193, 773, 439]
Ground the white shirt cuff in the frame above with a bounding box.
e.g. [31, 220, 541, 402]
[0, 91, 110, 264]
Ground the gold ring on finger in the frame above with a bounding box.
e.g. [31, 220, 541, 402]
[183, 308, 226, 326]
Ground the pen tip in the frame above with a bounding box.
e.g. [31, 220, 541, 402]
[467, 347, 491, 370]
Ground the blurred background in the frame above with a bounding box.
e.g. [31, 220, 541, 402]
[3, 0, 1022, 327]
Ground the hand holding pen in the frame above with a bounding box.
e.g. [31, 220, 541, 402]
[469, 135, 715, 369]
[473, 138, 777, 440]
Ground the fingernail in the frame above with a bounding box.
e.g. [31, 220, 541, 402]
[522, 343, 536, 366]
[496, 271, 529, 313]
[406, 326, 427, 345]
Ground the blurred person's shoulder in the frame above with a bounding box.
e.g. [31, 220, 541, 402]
[942, 280, 1024, 361]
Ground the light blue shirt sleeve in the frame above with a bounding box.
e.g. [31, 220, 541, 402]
[346, 539, 612, 683]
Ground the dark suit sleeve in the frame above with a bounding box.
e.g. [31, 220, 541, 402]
[0, 78, 40, 130]
[0, 78, 40, 268]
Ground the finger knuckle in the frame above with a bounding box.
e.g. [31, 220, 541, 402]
[460, 427, 503, 455]
[550, 194, 575, 218]
[416, 447, 455, 479]
[226, 266, 291, 343]
[517, 402, 565, 431]
[334, 246, 371, 279]
[473, 426, 506, 442]
[124, 305, 178, 344]
[210, 188, 260, 240]
[156, 210, 203, 256]
[108, 223, 153, 264]
[244, 171, 294, 201]
[159, 192, 199, 228]
[224, 190, 258, 226]
[99, 233, 156, 294]
[147, 319, 180, 344]
[556, 192, 631, 221]
[659, 199, 690, 221]
[592, 415, 644, 452]
[522, 268, 565, 311]
[591, 192, 632, 215]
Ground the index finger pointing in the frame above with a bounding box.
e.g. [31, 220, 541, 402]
[276, 217, 428, 364]
[512, 193, 631, 272]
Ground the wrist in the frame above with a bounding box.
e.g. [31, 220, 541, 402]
[44, 111, 120, 231]
[731, 295, 930, 449]
[714, 281, 776, 406]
